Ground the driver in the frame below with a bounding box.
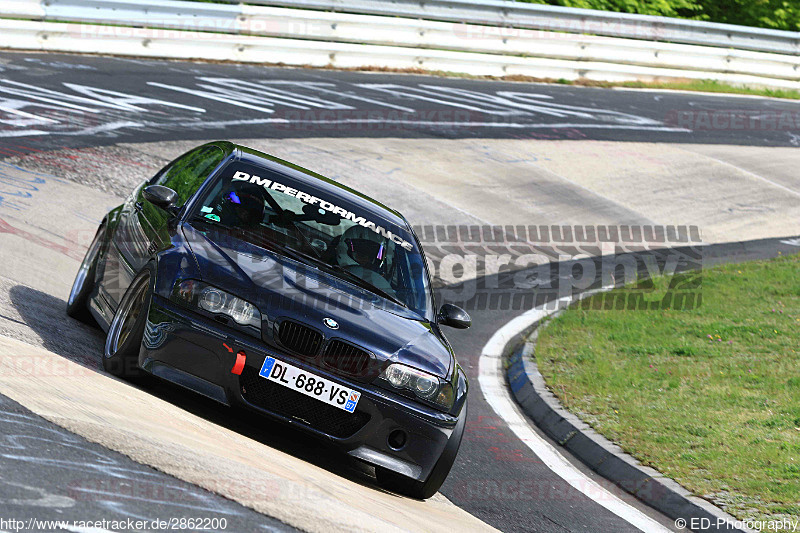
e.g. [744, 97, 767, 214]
[336, 225, 394, 294]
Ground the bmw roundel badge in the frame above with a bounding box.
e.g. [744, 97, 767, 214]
[323, 317, 339, 329]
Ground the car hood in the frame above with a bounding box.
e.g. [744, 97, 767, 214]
[181, 223, 452, 378]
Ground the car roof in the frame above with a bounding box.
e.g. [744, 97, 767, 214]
[209, 142, 410, 231]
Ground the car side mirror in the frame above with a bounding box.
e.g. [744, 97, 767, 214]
[143, 185, 179, 215]
[438, 303, 471, 329]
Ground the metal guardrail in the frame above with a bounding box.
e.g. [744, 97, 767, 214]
[44, 0, 241, 31]
[10, 0, 800, 55]
[2, 0, 800, 89]
[226, 0, 800, 55]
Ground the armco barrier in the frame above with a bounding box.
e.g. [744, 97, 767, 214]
[44, 0, 241, 32]
[222, 0, 800, 55]
[5, 0, 44, 18]
[241, 6, 800, 81]
[1, 0, 800, 89]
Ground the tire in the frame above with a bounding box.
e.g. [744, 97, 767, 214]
[66, 225, 105, 325]
[103, 267, 152, 379]
[376, 402, 467, 499]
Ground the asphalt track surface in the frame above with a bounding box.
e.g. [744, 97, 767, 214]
[1, 50, 799, 532]
[2, 51, 800, 151]
[444, 236, 800, 532]
[0, 393, 297, 532]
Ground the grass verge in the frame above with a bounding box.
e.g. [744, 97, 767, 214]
[605, 78, 800, 100]
[534, 252, 800, 521]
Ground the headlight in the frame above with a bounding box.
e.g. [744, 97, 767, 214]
[199, 287, 226, 313]
[171, 279, 261, 329]
[378, 363, 454, 410]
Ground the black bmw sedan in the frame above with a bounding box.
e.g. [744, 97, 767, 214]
[66, 141, 471, 499]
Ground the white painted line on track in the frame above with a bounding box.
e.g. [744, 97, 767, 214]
[0, 129, 49, 138]
[287, 120, 690, 131]
[147, 82, 277, 113]
[0, 118, 689, 138]
[149, 117, 690, 132]
[478, 294, 672, 533]
[0, 122, 143, 138]
[147, 118, 690, 131]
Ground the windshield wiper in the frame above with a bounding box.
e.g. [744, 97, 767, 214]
[287, 220, 323, 260]
[323, 263, 408, 308]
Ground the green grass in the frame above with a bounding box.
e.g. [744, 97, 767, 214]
[373, 73, 800, 101]
[610, 79, 800, 100]
[535, 252, 800, 522]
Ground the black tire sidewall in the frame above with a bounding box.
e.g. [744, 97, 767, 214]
[102, 266, 153, 378]
[66, 225, 104, 321]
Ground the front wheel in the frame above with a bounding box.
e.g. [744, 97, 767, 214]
[103, 267, 152, 379]
[376, 403, 467, 499]
[66, 225, 105, 324]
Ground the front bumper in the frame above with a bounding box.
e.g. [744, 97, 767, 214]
[142, 296, 462, 481]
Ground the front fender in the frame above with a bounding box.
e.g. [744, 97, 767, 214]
[153, 223, 202, 299]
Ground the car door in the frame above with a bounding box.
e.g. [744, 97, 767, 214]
[106, 145, 226, 307]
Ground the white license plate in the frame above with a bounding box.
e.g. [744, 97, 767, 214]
[258, 356, 361, 413]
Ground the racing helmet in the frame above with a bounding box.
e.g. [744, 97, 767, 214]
[337, 224, 390, 272]
[219, 181, 266, 228]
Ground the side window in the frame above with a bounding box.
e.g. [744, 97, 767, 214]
[155, 146, 226, 206]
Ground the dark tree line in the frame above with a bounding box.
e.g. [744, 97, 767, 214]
[519, 0, 800, 31]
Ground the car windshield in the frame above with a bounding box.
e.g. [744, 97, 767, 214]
[189, 160, 433, 319]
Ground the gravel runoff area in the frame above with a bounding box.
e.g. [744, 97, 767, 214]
[6, 144, 170, 197]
